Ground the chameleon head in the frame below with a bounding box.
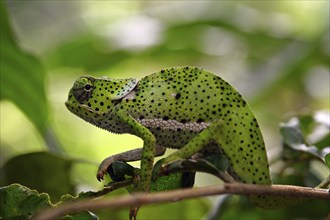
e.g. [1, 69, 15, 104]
[65, 76, 138, 125]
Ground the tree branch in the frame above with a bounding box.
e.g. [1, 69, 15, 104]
[33, 183, 330, 220]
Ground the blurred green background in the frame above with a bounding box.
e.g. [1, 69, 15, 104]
[1, 1, 329, 219]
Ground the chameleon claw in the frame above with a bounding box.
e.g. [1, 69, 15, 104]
[96, 171, 105, 182]
[97, 157, 116, 181]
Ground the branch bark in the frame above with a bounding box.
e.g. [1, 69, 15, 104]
[33, 183, 330, 220]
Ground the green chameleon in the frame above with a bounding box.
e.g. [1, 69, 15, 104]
[65, 67, 301, 218]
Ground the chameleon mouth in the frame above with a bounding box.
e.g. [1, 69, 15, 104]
[64, 100, 76, 114]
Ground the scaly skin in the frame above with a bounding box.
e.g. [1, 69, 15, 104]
[66, 67, 303, 219]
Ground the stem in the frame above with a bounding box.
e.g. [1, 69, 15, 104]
[317, 173, 330, 189]
[33, 183, 330, 220]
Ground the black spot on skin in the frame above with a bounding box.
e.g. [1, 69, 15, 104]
[175, 93, 181, 99]
[180, 119, 187, 123]
[197, 118, 204, 123]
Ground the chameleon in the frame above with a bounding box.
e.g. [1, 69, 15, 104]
[65, 66, 302, 218]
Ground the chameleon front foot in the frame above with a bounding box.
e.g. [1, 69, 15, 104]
[96, 170, 106, 181]
[97, 157, 116, 181]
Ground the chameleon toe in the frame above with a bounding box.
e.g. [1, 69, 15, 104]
[96, 172, 105, 182]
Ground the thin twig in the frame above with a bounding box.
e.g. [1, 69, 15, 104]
[33, 183, 330, 220]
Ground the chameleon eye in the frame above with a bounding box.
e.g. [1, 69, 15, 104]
[84, 84, 92, 91]
[72, 77, 94, 103]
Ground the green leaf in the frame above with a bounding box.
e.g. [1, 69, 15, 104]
[149, 173, 186, 192]
[0, 2, 48, 136]
[1, 152, 75, 202]
[280, 117, 323, 161]
[0, 183, 96, 220]
[0, 183, 53, 219]
[278, 112, 329, 187]
[47, 36, 130, 72]
[61, 212, 98, 220]
[297, 111, 330, 151]
[325, 153, 330, 169]
[105, 161, 194, 192]
[280, 117, 306, 147]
